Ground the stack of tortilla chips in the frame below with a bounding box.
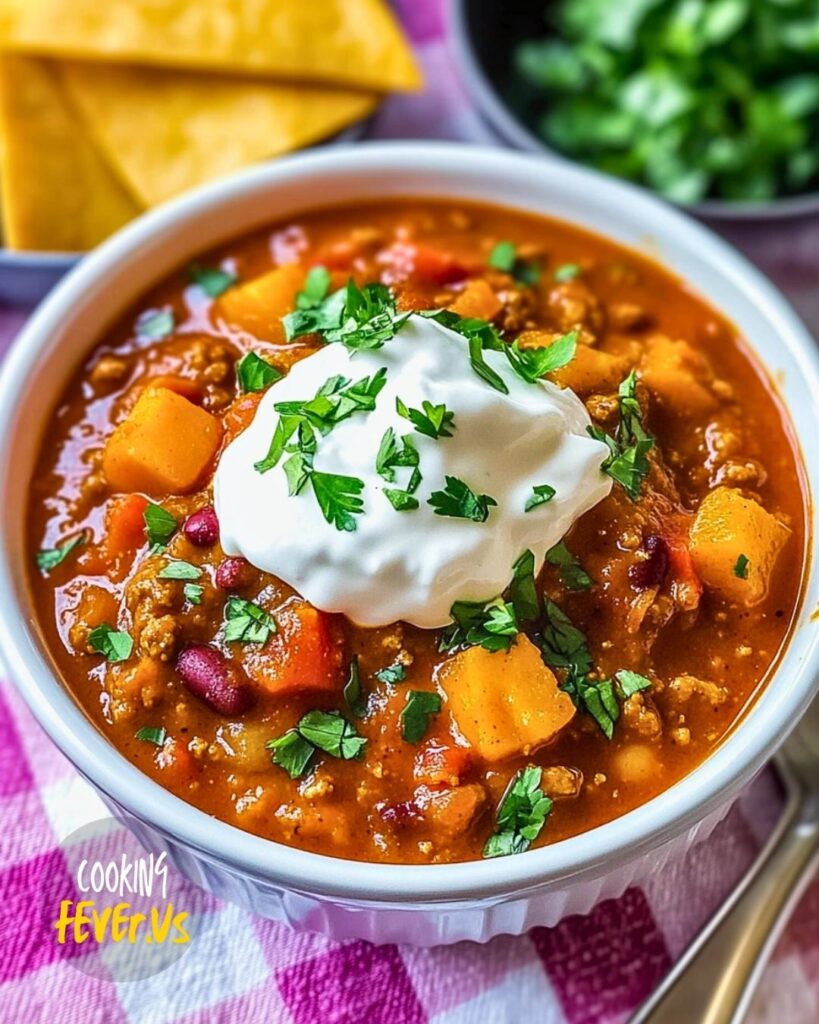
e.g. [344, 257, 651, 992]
[0, 0, 420, 252]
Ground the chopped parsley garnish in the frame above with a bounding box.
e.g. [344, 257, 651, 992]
[538, 597, 594, 679]
[136, 308, 175, 341]
[428, 476, 497, 523]
[284, 278, 411, 351]
[564, 670, 652, 740]
[734, 553, 750, 579]
[401, 690, 442, 743]
[223, 597, 275, 644]
[236, 352, 283, 393]
[488, 241, 541, 286]
[273, 369, 387, 438]
[483, 766, 553, 858]
[158, 560, 201, 581]
[135, 726, 167, 747]
[441, 597, 520, 654]
[296, 266, 331, 309]
[88, 624, 133, 663]
[143, 503, 178, 548]
[36, 531, 88, 573]
[554, 263, 582, 282]
[396, 397, 455, 440]
[422, 310, 510, 395]
[344, 656, 366, 717]
[525, 483, 556, 512]
[546, 540, 593, 591]
[188, 263, 237, 298]
[311, 471, 365, 532]
[297, 710, 367, 759]
[587, 371, 654, 500]
[267, 710, 367, 778]
[267, 731, 316, 779]
[375, 662, 407, 685]
[376, 429, 421, 511]
[440, 549, 539, 653]
[183, 583, 204, 605]
[505, 330, 577, 382]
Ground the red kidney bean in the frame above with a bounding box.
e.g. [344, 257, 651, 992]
[379, 799, 422, 828]
[628, 533, 670, 591]
[176, 645, 253, 715]
[215, 556, 250, 591]
[183, 506, 219, 547]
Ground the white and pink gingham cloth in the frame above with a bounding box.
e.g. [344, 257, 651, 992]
[1, 3, 818, 1020]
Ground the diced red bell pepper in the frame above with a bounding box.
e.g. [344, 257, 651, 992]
[414, 742, 473, 788]
[103, 493, 149, 569]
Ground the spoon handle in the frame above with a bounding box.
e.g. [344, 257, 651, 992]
[633, 798, 819, 1024]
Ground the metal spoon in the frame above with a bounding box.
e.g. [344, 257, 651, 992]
[632, 700, 819, 1024]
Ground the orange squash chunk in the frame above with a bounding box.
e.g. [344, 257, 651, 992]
[689, 487, 789, 605]
[437, 635, 575, 762]
[450, 279, 502, 321]
[103, 387, 221, 495]
[216, 262, 305, 342]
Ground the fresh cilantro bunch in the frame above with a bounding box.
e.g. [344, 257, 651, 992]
[513, 0, 819, 203]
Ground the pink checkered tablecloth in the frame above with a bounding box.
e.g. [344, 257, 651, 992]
[1, 3, 819, 1021]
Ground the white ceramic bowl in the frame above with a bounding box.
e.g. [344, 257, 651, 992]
[0, 143, 816, 946]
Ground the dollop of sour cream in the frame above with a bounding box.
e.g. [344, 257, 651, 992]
[215, 314, 612, 628]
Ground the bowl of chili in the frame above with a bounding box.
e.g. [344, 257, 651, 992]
[0, 142, 816, 945]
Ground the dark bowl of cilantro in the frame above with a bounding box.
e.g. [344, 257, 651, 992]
[450, 0, 819, 219]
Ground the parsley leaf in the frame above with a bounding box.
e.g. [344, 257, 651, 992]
[297, 710, 367, 759]
[237, 352, 283, 393]
[143, 503, 178, 548]
[554, 263, 581, 282]
[158, 560, 201, 581]
[296, 266, 331, 309]
[136, 308, 175, 340]
[311, 471, 365, 532]
[564, 670, 652, 740]
[183, 583, 204, 605]
[428, 476, 497, 522]
[422, 310, 510, 394]
[266, 731, 315, 779]
[488, 241, 541, 286]
[135, 726, 167, 746]
[36, 531, 88, 573]
[88, 624, 133, 663]
[375, 662, 407, 684]
[538, 597, 593, 679]
[509, 549, 541, 622]
[188, 263, 237, 298]
[376, 429, 421, 511]
[483, 766, 553, 858]
[396, 397, 455, 439]
[254, 414, 300, 474]
[344, 656, 367, 717]
[505, 330, 578, 381]
[734, 553, 750, 579]
[546, 540, 593, 590]
[274, 369, 387, 437]
[284, 279, 411, 351]
[525, 483, 557, 512]
[401, 690, 442, 743]
[587, 372, 654, 500]
[385, 489, 420, 512]
[223, 597, 275, 644]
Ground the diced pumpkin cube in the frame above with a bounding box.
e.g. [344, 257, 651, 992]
[640, 334, 717, 414]
[689, 487, 789, 605]
[549, 343, 629, 396]
[103, 387, 221, 496]
[450, 279, 502, 321]
[241, 599, 344, 698]
[437, 635, 575, 762]
[143, 374, 204, 403]
[215, 262, 305, 342]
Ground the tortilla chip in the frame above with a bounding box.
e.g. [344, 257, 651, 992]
[59, 61, 378, 207]
[0, 55, 140, 251]
[0, 0, 421, 92]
